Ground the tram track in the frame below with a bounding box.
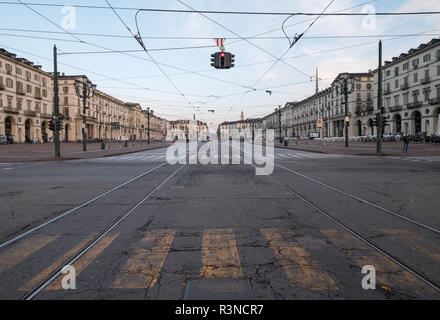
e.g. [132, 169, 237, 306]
[20, 164, 186, 300]
[265, 165, 440, 294]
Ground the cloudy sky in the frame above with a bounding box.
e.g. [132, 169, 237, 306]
[1, 0, 440, 130]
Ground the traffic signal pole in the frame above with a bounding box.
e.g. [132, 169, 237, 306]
[53, 45, 61, 159]
[344, 77, 349, 148]
[377, 40, 383, 153]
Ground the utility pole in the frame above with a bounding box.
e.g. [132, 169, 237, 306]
[276, 106, 282, 143]
[53, 45, 61, 158]
[377, 40, 383, 153]
[344, 78, 349, 148]
[147, 107, 151, 144]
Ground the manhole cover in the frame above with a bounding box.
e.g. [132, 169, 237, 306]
[184, 279, 254, 300]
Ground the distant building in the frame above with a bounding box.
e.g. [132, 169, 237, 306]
[167, 120, 208, 141]
[372, 38, 440, 136]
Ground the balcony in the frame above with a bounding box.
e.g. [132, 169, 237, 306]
[24, 110, 36, 117]
[35, 93, 42, 100]
[16, 88, 25, 95]
[389, 105, 403, 112]
[3, 107, 19, 114]
[366, 106, 375, 113]
[400, 83, 409, 90]
[429, 97, 440, 105]
[41, 113, 52, 119]
[384, 88, 391, 95]
[420, 76, 431, 84]
[0, 84, 5, 90]
[407, 101, 422, 109]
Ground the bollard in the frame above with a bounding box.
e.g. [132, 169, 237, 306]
[124, 141, 128, 148]
[101, 141, 105, 150]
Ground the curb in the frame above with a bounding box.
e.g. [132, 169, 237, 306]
[0, 144, 170, 163]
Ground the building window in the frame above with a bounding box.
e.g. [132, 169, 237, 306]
[16, 67, 22, 75]
[42, 89, 47, 97]
[403, 93, 409, 105]
[7, 96, 13, 107]
[394, 67, 399, 76]
[63, 86, 69, 94]
[424, 89, 431, 101]
[26, 84, 32, 93]
[27, 100, 31, 110]
[395, 79, 399, 89]
[403, 62, 409, 70]
[413, 58, 419, 68]
[35, 103, 40, 113]
[394, 95, 400, 106]
[17, 98, 22, 110]
[414, 72, 418, 82]
[6, 78, 13, 88]
[423, 54, 431, 62]
[64, 97, 69, 105]
[367, 83, 372, 90]
[386, 70, 391, 77]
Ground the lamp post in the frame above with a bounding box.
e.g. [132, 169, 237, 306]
[145, 107, 153, 144]
[338, 76, 355, 147]
[74, 77, 96, 152]
[275, 106, 282, 143]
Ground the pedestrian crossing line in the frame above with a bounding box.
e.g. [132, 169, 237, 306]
[44, 232, 120, 290]
[111, 230, 176, 289]
[321, 229, 431, 291]
[201, 229, 243, 279]
[381, 229, 440, 264]
[0, 234, 59, 274]
[261, 228, 338, 291]
[20, 233, 98, 291]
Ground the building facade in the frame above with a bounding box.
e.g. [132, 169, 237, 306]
[0, 49, 53, 143]
[167, 120, 208, 141]
[0, 48, 169, 143]
[218, 118, 260, 140]
[372, 38, 440, 136]
[291, 73, 374, 138]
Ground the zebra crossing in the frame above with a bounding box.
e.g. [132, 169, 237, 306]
[387, 156, 440, 164]
[84, 151, 343, 163]
[0, 227, 432, 295]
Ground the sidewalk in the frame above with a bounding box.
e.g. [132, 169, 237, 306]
[0, 141, 171, 163]
[275, 141, 440, 157]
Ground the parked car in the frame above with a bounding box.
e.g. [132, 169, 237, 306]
[0, 135, 7, 145]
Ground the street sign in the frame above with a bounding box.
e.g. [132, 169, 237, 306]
[317, 119, 323, 128]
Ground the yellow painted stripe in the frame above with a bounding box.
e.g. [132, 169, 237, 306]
[45, 232, 119, 290]
[20, 233, 97, 291]
[262, 228, 337, 291]
[321, 228, 429, 291]
[201, 229, 242, 279]
[112, 230, 175, 289]
[381, 229, 440, 263]
[0, 234, 59, 274]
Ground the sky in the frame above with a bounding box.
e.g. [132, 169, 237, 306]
[1, 0, 440, 130]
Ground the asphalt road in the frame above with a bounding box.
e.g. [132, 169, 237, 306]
[0, 142, 439, 300]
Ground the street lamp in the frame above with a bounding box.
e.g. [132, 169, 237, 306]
[145, 107, 153, 144]
[275, 106, 282, 143]
[337, 76, 355, 147]
[74, 77, 96, 151]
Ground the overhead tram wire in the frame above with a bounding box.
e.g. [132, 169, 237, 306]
[105, 0, 196, 110]
[2, 1, 440, 16]
[15, 0, 255, 92]
[228, 0, 335, 113]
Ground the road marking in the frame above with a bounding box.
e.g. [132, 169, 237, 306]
[44, 232, 120, 290]
[261, 228, 337, 291]
[0, 235, 59, 274]
[381, 229, 440, 264]
[321, 229, 435, 292]
[21, 234, 97, 291]
[112, 230, 175, 289]
[201, 229, 243, 279]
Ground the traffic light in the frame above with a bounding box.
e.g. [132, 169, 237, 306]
[56, 119, 63, 131]
[210, 52, 235, 69]
[382, 117, 389, 128]
[49, 119, 55, 131]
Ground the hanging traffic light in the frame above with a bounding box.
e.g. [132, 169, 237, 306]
[210, 52, 235, 69]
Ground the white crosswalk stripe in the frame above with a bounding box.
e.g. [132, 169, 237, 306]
[387, 156, 440, 164]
